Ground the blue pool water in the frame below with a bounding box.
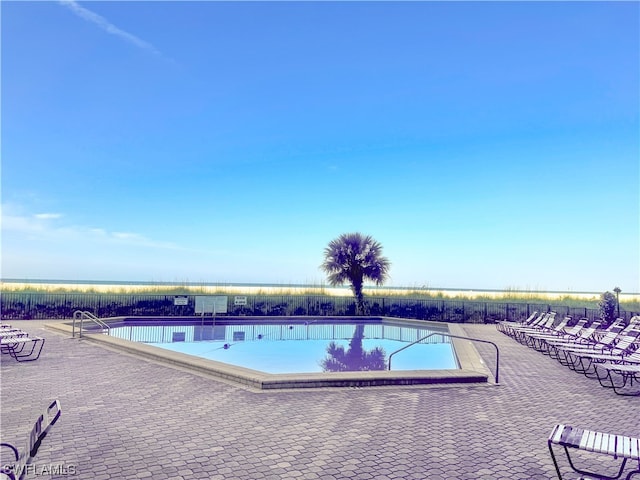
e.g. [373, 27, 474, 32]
[107, 320, 459, 374]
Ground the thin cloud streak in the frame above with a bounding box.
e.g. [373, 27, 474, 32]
[2, 209, 181, 251]
[1, 204, 232, 258]
[34, 213, 63, 220]
[59, 0, 163, 57]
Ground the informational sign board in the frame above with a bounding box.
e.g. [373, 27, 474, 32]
[195, 295, 228, 314]
[234, 296, 248, 306]
[174, 296, 189, 306]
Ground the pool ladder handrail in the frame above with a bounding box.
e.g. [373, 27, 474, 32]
[72, 310, 110, 338]
[387, 332, 500, 384]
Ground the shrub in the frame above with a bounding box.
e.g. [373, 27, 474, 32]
[598, 291, 617, 326]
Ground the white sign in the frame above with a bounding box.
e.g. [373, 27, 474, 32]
[174, 296, 189, 306]
[234, 296, 247, 306]
[195, 295, 228, 314]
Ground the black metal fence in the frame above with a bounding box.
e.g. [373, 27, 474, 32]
[1, 291, 637, 324]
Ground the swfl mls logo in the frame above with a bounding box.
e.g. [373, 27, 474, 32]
[1, 463, 77, 476]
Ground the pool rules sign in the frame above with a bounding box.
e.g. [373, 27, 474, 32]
[195, 295, 228, 314]
[173, 296, 188, 306]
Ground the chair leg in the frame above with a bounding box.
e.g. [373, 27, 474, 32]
[9, 338, 45, 362]
[595, 365, 618, 389]
[611, 372, 640, 397]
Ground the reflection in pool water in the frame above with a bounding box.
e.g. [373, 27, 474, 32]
[320, 324, 387, 372]
[107, 321, 459, 374]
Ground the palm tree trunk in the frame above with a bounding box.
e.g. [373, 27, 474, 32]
[352, 281, 365, 315]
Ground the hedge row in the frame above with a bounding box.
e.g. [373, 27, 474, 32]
[2, 292, 637, 324]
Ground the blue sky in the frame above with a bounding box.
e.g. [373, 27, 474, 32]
[2, 1, 639, 292]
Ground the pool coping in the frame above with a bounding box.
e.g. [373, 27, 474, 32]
[46, 316, 492, 390]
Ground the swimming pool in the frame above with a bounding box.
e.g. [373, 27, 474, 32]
[51, 316, 491, 389]
[107, 320, 459, 373]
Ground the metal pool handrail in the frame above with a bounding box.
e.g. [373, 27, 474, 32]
[387, 332, 500, 384]
[72, 310, 110, 338]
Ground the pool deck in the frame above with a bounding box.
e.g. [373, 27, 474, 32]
[1, 320, 638, 480]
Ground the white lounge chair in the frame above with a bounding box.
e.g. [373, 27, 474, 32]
[0, 336, 45, 362]
[548, 424, 640, 480]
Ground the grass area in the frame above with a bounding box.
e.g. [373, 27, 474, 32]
[2, 281, 638, 311]
[403, 290, 640, 312]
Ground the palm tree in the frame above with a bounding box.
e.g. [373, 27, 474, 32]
[320, 324, 387, 372]
[613, 287, 621, 318]
[320, 232, 390, 315]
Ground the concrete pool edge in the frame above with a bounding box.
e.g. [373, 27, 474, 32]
[46, 318, 492, 390]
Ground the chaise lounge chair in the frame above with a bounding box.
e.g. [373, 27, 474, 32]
[548, 424, 640, 480]
[0, 335, 46, 362]
[517, 316, 573, 351]
[593, 351, 640, 396]
[547, 424, 640, 480]
[550, 323, 637, 365]
[532, 320, 602, 355]
[562, 330, 640, 376]
[496, 311, 540, 334]
[507, 312, 557, 343]
[0, 330, 29, 339]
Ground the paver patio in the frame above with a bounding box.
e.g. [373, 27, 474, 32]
[1, 320, 638, 480]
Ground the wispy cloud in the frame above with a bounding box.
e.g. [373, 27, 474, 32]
[34, 213, 63, 220]
[59, 0, 163, 57]
[2, 205, 181, 251]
